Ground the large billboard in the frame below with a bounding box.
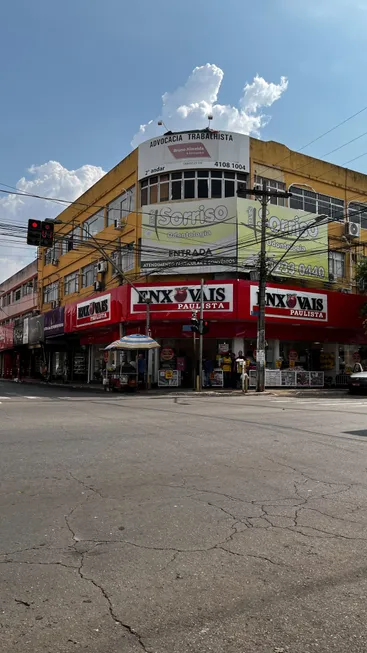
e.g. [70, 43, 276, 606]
[138, 131, 249, 180]
[141, 198, 237, 275]
[237, 198, 329, 281]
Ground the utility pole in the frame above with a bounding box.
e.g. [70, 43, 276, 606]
[237, 182, 291, 392]
[198, 278, 204, 392]
[145, 298, 152, 389]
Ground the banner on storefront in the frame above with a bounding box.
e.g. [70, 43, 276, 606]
[44, 306, 65, 337]
[238, 198, 329, 281]
[76, 294, 111, 328]
[138, 131, 249, 180]
[28, 314, 44, 344]
[0, 323, 14, 350]
[131, 283, 234, 314]
[250, 285, 328, 322]
[13, 323, 24, 346]
[23, 318, 29, 345]
[141, 198, 237, 274]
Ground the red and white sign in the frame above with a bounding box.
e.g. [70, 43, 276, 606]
[137, 131, 249, 180]
[250, 285, 328, 323]
[131, 283, 234, 314]
[76, 293, 111, 328]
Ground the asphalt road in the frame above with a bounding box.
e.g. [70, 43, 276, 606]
[2, 383, 367, 652]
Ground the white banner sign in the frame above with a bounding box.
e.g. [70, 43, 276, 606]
[250, 285, 328, 322]
[131, 283, 234, 314]
[138, 131, 249, 180]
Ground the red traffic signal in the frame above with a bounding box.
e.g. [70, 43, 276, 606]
[26, 219, 54, 247]
[27, 219, 42, 246]
[199, 319, 210, 335]
[40, 221, 54, 247]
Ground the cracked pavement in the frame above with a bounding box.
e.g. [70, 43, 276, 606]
[2, 385, 367, 651]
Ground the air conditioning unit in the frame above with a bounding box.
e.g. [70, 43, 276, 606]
[345, 221, 361, 238]
[97, 261, 108, 274]
[94, 281, 102, 292]
[329, 273, 336, 282]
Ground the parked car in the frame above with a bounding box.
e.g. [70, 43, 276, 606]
[348, 371, 367, 394]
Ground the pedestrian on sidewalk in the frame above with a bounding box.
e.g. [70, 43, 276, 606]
[222, 352, 232, 388]
[203, 357, 214, 387]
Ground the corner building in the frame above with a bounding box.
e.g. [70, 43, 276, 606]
[37, 130, 367, 387]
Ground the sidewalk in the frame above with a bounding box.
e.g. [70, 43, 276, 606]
[0, 377, 350, 398]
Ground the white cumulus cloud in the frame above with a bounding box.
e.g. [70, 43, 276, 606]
[0, 161, 105, 283]
[131, 64, 288, 148]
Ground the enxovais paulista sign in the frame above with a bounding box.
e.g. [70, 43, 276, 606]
[131, 283, 233, 314]
[250, 285, 328, 322]
[138, 130, 249, 180]
[76, 294, 111, 328]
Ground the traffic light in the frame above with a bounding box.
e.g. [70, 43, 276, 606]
[191, 311, 199, 333]
[27, 219, 54, 247]
[27, 219, 42, 246]
[40, 221, 54, 247]
[199, 319, 210, 335]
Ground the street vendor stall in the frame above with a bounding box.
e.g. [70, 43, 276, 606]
[104, 334, 160, 391]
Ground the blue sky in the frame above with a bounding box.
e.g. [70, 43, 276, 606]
[1, 0, 367, 276]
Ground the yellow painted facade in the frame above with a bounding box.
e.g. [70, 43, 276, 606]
[39, 149, 139, 312]
[38, 133, 367, 315]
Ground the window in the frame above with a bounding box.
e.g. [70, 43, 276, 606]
[13, 288, 21, 302]
[329, 251, 345, 279]
[22, 280, 34, 297]
[254, 176, 287, 206]
[81, 263, 97, 288]
[61, 225, 81, 254]
[43, 282, 59, 304]
[82, 210, 105, 239]
[112, 243, 134, 273]
[349, 202, 367, 229]
[107, 186, 136, 226]
[44, 241, 61, 265]
[140, 170, 248, 205]
[64, 271, 79, 295]
[289, 186, 345, 220]
[2, 293, 11, 307]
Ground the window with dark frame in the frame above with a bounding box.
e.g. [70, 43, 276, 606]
[289, 186, 345, 220]
[140, 169, 248, 205]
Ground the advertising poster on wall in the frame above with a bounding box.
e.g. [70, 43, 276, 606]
[237, 198, 329, 281]
[141, 197, 237, 274]
[138, 131, 249, 180]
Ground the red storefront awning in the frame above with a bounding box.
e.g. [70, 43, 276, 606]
[64, 285, 128, 333]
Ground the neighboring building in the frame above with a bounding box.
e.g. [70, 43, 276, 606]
[0, 260, 38, 378]
[3, 129, 367, 386]
[0, 260, 37, 326]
